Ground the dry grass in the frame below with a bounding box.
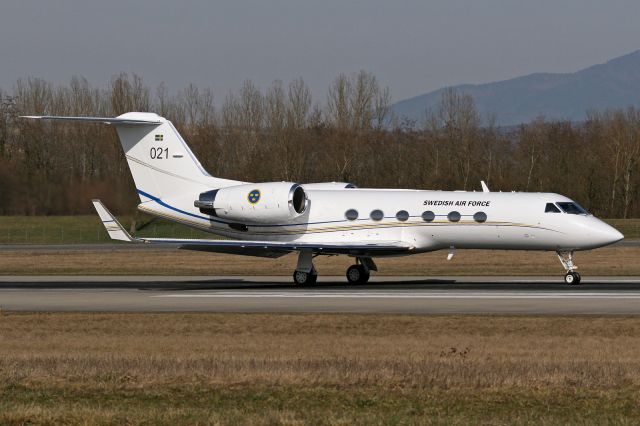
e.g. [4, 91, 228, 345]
[0, 245, 638, 276]
[1, 313, 640, 424]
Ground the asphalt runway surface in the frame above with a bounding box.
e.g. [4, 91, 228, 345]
[2, 275, 640, 314]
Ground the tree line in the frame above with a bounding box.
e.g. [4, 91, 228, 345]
[0, 72, 638, 218]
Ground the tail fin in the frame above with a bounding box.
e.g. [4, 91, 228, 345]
[112, 112, 239, 200]
[22, 112, 240, 201]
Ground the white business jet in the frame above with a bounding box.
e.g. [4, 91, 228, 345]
[22, 112, 623, 285]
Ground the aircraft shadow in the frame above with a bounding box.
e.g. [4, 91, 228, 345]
[152, 278, 459, 291]
[1, 279, 639, 292]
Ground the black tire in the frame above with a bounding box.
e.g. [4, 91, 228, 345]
[293, 270, 317, 286]
[346, 265, 370, 285]
[573, 272, 581, 285]
[564, 272, 581, 285]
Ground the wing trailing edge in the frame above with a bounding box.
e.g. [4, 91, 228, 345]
[92, 200, 414, 258]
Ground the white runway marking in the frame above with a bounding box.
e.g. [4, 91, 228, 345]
[154, 291, 640, 299]
[503, 279, 640, 283]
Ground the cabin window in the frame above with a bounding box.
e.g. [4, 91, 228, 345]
[473, 212, 487, 223]
[370, 209, 384, 221]
[422, 211, 435, 222]
[345, 209, 358, 221]
[396, 210, 409, 222]
[545, 203, 561, 213]
[557, 202, 588, 215]
[447, 211, 461, 222]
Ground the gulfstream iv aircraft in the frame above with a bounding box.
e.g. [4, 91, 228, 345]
[23, 112, 623, 285]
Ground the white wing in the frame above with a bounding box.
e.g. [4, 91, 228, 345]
[92, 200, 414, 258]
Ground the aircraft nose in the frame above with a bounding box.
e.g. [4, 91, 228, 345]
[591, 220, 624, 246]
[607, 226, 624, 244]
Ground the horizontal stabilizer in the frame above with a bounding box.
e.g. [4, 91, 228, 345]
[21, 113, 162, 125]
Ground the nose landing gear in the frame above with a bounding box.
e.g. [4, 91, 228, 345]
[557, 251, 581, 285]
[564, 271, 581, 285]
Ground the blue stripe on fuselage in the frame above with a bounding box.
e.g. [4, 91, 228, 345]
[137, 189, 490, 229]
[136, 188, 348, 228]
[137, 189, 217, 222]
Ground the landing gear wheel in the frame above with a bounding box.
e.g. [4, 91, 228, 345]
[557, 251, 581, 286]
[346, 265, 370, 285]
[573, 272, 581, 285]
[293, 270, 317, 286]
[564, 271, 581, 285]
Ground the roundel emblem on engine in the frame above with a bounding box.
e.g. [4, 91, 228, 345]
[247, 189, 261, 204]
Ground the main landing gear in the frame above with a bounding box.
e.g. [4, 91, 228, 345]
[346, 257, 376, 285]
[293, 268, 317, 286]
[346, 265, 369, 285]
[293, 251, 376, 286]
[293, 250, 318, 286]
[557, 250, 581, 285]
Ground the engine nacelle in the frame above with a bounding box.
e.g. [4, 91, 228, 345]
[301, 182, 357, 190]
[194, 182, 308, 225]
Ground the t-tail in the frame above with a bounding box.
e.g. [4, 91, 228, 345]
[21, 112, 241, 204]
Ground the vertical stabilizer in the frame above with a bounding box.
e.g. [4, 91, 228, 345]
[21, 112, 242, 202]
[112, 113, 231, 200]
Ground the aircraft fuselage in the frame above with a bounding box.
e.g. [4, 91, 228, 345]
[138, 188, 623, 253]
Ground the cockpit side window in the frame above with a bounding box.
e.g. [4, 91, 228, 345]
[545, 203, 561, 213]
[557, 202, 588, 215]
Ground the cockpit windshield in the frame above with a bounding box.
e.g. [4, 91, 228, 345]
[545, 203, 561, 213]
[556, 202, 588, 215]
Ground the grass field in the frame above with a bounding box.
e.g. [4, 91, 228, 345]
[0, 245, 638, 276]
[0, 215, 213, 244]
[1, 313, 640, 424]
[0, 215, 639, 244]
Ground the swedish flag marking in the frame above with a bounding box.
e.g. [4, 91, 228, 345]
[248, 189, 261, 204]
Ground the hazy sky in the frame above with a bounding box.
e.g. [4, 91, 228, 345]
[1, 0, 639, 102]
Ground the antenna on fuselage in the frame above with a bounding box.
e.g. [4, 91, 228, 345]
[480, 181, 490, 193]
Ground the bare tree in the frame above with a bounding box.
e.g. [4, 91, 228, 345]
[0, 73, 639, 217]
[326, 74, 351, 130]
[437, 87, 480, 190]
[110, 72, 150, 115]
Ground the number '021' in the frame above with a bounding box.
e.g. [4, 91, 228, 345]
[150, 147, 169, 159]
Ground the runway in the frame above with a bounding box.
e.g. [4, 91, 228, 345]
[2, 275, 640, 314]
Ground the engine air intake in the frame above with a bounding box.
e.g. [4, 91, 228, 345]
[194, 182, 307, 224]
[291, 185, 307, 214]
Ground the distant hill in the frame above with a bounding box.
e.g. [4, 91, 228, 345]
[392, 50, 640, 126]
